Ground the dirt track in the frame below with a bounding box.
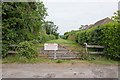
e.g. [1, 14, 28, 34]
[2, 63, 118, 78]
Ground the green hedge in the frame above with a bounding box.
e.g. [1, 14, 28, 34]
[101, 22, 120, 60]
[63, 30, 79, 40]
[37, 34, 56, 43]
[76, 22, 120, 60]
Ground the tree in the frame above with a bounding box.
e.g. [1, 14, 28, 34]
[2, 2, 47, 44]
[2, 2, 47, 57]
[112, 10, 120, 22]
[43, 21, 59, 38]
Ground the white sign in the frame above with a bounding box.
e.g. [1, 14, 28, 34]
[44, 43, 58, 50]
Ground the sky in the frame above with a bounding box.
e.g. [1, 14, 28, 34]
[42, 0, 119, 35]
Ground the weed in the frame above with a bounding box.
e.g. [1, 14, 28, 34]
[56, 60, 62, 63]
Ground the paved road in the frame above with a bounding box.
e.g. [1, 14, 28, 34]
[2, 63, 118, 78]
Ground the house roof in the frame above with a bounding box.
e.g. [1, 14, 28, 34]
[85, 17, 113, 30]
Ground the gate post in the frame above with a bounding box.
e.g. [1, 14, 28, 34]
[54, 50, 57, 59]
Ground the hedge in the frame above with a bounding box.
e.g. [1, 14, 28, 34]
[76, 22, 120, 60]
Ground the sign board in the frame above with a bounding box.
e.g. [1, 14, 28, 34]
[44, 43, 58, 50]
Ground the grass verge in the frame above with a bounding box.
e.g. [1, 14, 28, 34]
[2, 55, 118, 65]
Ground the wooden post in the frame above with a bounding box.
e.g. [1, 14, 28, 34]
[54, 50, 57, 59]
[84, 43, 88, 54]
[85, 46, 88, 53]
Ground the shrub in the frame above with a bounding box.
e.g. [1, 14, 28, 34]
[77, 30, 88, 45]
[2, 44, 9, 58]
[17, 41, 38, 59]
[37, 34, 56, 43]
[64, 30, 79, 40]
[76, 22, 120, 60]
[48, 34, 56, 40]
[101, 22, 120, 60]
[30, 39, 39, 44]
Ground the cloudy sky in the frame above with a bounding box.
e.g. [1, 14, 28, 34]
[42, 0, 119, 35]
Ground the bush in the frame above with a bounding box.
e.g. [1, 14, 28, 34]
[17, 41, 38, 59]
[77, 30, 88, 45]
[48, 34, 56, 40]
[2, 44, 9, 58]
[64, 30, 79, 40]
[101, 22, 120, 60]
[30, 39, 39, 44]
[37, 34, 56, 43]
[76, 22, 120, 60]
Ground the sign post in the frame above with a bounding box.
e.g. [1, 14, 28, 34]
[44, 43, 58, 59]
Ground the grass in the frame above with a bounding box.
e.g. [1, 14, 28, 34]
[2, 38, 119, 65]
[46, 38, 85, 52]
[2, 55, 118, 65]
[47, 38, 78, 47]
[2, 55, 52, 64]
[85, 55, 118, 65]
[88, 60, 118, 65]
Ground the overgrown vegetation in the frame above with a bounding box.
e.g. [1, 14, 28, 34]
[2, 2, 59, 58]
[3, 55, 118, 65]
[63, 11, 120, 60]
[2, 38, 118, 64]
[17, 41, 37, 59]
[2, 2, 120, 63]
[77, 22, 120, 60]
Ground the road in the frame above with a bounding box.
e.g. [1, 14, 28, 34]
[2, 63, 118, 78]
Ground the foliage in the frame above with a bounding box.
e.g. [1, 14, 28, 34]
[77, 30, 87, 45]
[37, 32, 56, 43]
[112, 10, 120, 22]
[64, 11, 120, 60]
[101, 22, 120, 60]
[2, 44, 9, 58]
[63, 30, 79, 40]
[3, 55, 118, 65]
[2, 55, 52, 63]
[43, 21, 59, 39]
[17, 41, 38, 59]
[56, 60, 63, 63]
[79, 55, 95, 61]
[2, 2, 58, 58]
[2, 2, 47, 44]
[47, 38, 76, 45]
[2, 2, 46, 57]
[76, 22, 120, 60]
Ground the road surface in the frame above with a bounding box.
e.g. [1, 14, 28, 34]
[2, 63, 118, 78]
